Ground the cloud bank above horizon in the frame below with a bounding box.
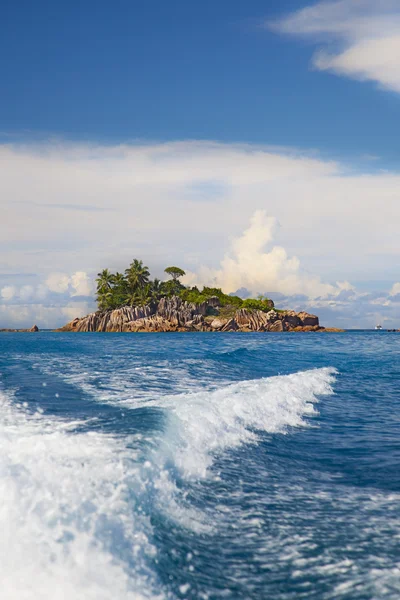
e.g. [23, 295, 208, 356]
[1, 139, 400, 328]
[271, 0, 400, 93]
[183, 210, 352, 299]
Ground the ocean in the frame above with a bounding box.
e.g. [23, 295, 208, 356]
[0, 331, 399, 599]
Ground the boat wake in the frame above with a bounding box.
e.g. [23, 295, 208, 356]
[0, 388, 163, 600]
[0, 367, 337, 599]
[158, 367, 337, 480]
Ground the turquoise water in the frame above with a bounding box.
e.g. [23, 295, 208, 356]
[0, 332, 399, 599]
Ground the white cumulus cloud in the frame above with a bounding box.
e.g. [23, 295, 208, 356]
[70, 271, 94, 297]
[45, 272, 70, 294]
[183, 210, 350, 298]
[390, 282, 400, 296]
[44, 271, 93, 296]
[1, 286, 17, 301]
[0, 271, 94, 316]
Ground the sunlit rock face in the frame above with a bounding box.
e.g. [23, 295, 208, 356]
[57, 296, 324, 333]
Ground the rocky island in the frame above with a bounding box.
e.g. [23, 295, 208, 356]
[58, 295, 328, 333]
[57, 258, 342, 333]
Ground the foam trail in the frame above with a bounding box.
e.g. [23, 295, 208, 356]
[159, 368, 337, 480]
[0, 389, 164, 600]
[1, 363, 337, 563]
[27, 363, 336, 483]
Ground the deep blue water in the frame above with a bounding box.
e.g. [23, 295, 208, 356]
[0, 331, 399, 599]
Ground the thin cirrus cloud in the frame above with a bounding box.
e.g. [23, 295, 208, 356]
[270, 0, 400, 93]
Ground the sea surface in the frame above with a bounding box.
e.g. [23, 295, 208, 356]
[0, 331, 399, 599]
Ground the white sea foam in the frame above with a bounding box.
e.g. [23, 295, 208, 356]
[0, 364, 337, 597]
[158, 367, 337, 480]
[25, 357, 337, 481]
[135, 367, 337, 536]
[0, 389, 164, 600]
[4, 359, 400, 599]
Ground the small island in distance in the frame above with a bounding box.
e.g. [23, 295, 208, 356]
[57, 259, 345, 333]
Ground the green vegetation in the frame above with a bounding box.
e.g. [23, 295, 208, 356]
[179, 286, 243, 307]
[242, 295, 275, 312]
[164, 266, 186, 281]
[96, 260, 188, 310]
[96, 259, 274, 312]
[179, 288, 274, 312]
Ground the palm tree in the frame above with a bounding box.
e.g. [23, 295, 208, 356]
[96, 269, 114, 310]
[134, 284, 153, 307]
[96, 268, 113, 292]
[150, 278, 163, 302]
[125, 259, 150, 292]
[125, 291, 139, 307]
[112, 272, 126, 287]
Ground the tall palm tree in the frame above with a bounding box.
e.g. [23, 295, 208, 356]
[96, 268, 113, 292]
[151, 278, 163, 302]
[125, 259, 150, 292]
[96, 269, 114, 310]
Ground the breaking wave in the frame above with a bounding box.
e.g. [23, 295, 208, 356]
[158, 367, 337, 480]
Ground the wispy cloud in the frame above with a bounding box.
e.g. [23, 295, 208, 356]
[271, 0, 400, 93]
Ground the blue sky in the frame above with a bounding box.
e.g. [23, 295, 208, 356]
[1, 0, 398, 162]
[1, 0, 400, 328]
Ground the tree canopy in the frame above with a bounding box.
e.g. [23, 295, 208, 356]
[164, 266, 186, 281]
[95, 259, 274, 313]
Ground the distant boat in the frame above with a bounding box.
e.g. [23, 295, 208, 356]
[375, 324, 383, 330]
